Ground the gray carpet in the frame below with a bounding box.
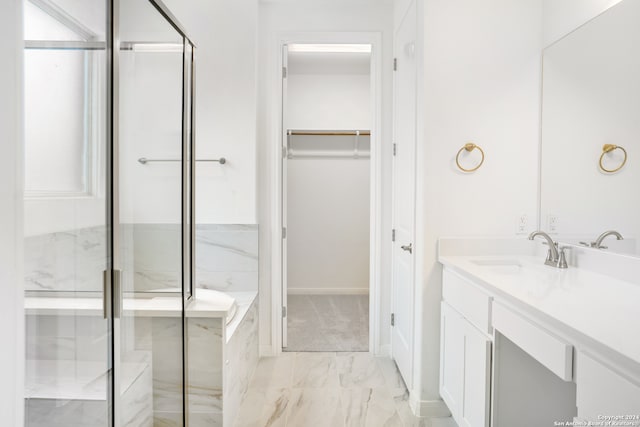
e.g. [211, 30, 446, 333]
[284, 295, 369, 352]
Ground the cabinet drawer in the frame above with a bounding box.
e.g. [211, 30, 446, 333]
[576, 352, 640, 420]
[442, 269, 491, 334]
[492, 302, 573, 381]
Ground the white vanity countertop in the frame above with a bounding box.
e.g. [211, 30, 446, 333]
[439, 254, 640, 370]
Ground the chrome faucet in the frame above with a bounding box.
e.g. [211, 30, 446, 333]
[528, 230, 568, 268]
[580, 230, 623, 249]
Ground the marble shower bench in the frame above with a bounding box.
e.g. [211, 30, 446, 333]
[24, 290, 259, 427]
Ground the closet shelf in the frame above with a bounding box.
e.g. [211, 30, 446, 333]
[286, 129, 371, 159]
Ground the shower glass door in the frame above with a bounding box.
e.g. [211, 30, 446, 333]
[24, 0, 195, 425]
[23, 0, 111, 426]
[116, 0, 194, 425]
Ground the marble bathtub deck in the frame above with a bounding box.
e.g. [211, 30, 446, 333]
[233, 352, 458, 427]
[285, 295, 369, 352]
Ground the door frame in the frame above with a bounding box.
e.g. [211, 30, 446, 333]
[270, 31, 384, 355]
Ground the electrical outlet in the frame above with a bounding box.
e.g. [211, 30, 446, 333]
[548, 214, 559, 233]
[516, 214, 529, 235]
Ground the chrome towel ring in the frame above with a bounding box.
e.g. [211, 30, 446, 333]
[599, 144, 627, 173]
[456, 143, 485, 172]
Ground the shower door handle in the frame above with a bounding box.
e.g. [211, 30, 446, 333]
[401, 243, 413, 254]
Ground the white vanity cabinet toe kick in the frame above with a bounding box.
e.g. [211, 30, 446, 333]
[440, 270, 492, 427]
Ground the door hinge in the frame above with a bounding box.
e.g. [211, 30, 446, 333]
[393, 58, 397, 71]
[391, 313, 395, 326]
[393, 143, 397, 156]
[282, 227, 287, 239]
[282, 306, 287, 318]
[392, 229, 396, 242]
[282, 66, 288, 78]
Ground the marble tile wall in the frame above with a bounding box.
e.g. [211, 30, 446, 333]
[224, 300, 259, 427]
[127, 223, 259, 293]
[25, 357, 153, 427]
[195, 224, 259, 293]
[152, 317, 186, 425]
[187, 317, 224, 426]
[24, 226, 106, 292]
[24, 223, 258, 293]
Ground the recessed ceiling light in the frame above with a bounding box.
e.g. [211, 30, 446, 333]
[288, 44, 371, 53]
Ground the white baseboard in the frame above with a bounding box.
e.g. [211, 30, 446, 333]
[259, 344, 277, 357]
[377, 344, 391, 357]
[287, 288, 369, 295]
[409, 393, 451, 418]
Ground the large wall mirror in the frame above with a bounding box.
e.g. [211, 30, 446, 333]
[541, 0, 640, 256]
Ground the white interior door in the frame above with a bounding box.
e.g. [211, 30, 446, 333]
[281, 44, 289, 349]
[391, 7, 417, 388]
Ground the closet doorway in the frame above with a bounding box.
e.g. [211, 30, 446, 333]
[281, 42, 376, 352]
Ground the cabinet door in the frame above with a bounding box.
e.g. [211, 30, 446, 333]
[440, 302, 464, 416]
[460, 320, 491, 427]
[576, 352, 640, 421]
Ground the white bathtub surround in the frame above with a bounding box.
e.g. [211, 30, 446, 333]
[186, 297, 259, 427]
[223, 299, 259, 427]
[437, 237, 640, 426]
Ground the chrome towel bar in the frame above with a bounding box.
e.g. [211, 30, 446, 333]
[138, 157, 226, 165]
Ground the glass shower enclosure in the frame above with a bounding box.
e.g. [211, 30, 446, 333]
[23, 0, 195, 425]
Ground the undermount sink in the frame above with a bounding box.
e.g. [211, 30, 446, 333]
[470, 259, 522, 267]
[469, 258, 523, 274]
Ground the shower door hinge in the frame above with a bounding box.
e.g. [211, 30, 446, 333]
[391, 313, 395, 326]
[282, 66, 288, 78]
[282, 227, 287, 239]
[392, 229, 396, 242]
[393, 58, 397, 71]
[393, 143, 397, 156]
[282, 306, 287, 318]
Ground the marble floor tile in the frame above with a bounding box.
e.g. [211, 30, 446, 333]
[234, 388, 291, 427]
[341, 388, 403, 427]
[285, 295, 369, 352]
[249, 353, 295, 390]
[235, 352, 458, 427]
[286, 388, 345, 427]
[376, 357, 407, 389]
[292, 352, 339, 388]
[336, 353, 387, 388]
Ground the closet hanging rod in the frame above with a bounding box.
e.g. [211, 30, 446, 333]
[138, 157, 226, 165]
[287, 130, 371, 136]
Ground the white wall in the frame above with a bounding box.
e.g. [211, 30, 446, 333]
[287, 74, 370, 130]
[257, 1, 394, 354]
[0, 0, 24, 424]
[119, 51, 184, 224]
[408, 0, 543, 415]
[163, 0, 259, 224]
[286, 71, 370, 294]
[542, 0, 623, 46]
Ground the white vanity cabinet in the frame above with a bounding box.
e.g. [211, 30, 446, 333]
[575, 352, 640, 423]
[440, 270, 492, 427]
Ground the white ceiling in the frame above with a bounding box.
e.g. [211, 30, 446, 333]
[261, 0, 392, 4]
[288, 52, 371, 75]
